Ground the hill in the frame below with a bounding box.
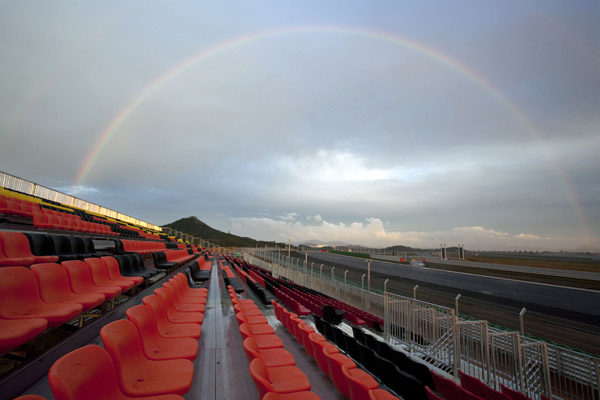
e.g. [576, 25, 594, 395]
[162, 216, 282, 247]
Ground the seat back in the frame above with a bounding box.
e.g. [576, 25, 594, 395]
[242, 337, 260, 361]
[500, 384, 529, 400]
[48, 344, 126, 400]
[0, 231, 34, 258]
[248, 358, 275, 398]
[50, 235, 72, 256]
[431, 371, 461, 400]
[60, 260, 94, 292]
[0, 267, 45, 317]
[100, 319, 146, 383]
[82, 238, 96, 254]
[25, 233, 56, 256]
[426, 386, 446, 400]
[101, 256, 125, 279]
[84, 257, 112, 283]
[67, 237, 86, 255]
[31, 263, 74, 303]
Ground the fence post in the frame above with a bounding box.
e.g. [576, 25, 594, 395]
[413, 284, 419, 299]
[519, 308, 527, 338]
[384, 278, 389, 293]
[455, 293, 462, 317]
[361, 273, 366, 306]
[344, 269, 348, 285]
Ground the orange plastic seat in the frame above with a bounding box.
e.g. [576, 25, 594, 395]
[262, 391, 321, 400]
[243, 337, 295, 367]
[142, 294, 204, 325]
[370, 389, 402, 400]
[249, 358, 311, 398]
[235, 305, 263, 316]
[0, 267, 81, 327]
[170, 274, 207, 297]
[155, 287, 205, 313]
[0, 317, 47, 353]
[324, 348, 356, 397]
[48, 344, 185, 400]
[314, 341, 339, 373]
[84, 258, 134, 291]
[0, 231, 57, 266]
[100, 256, 143, 286]
[31, 263, 105, 311]
[61, 260, 121, 299]
[307, 332, 327, 360]
[126, 304, 201, 339]
[100, 320, 193, 396]
[241, 322, 275, 335]
[164, 281, 206, 304]
[236, 311, 269, 325]
[297, 323, 316, 351]
[342, 365, 380, 400]
[123, 304, 198, 361]
[239, 324, 283, 349]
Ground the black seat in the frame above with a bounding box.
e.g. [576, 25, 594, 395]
[82, 237, 110, 257]
[356, 341, 380, 377]
[128, 253, 157, 277]
[322, 320, 336, 342]
[352, 326, 366, 345]
[68, 236, 95, 259]
[373, 352, 398, 389]
[152, 251, 176, 270]
[390, 348, 433, 388]
[323, 305, 345, 325]
[332, 327, 351, 353]
[50, 234, 80, 261]
[188, 261, 210, 281]
[313, 314, 325, 335]
[345, 335, 363, 364]
[25, 232, 56, 258]
[385, 364, 427, 400]
[364, 333, 382, 352]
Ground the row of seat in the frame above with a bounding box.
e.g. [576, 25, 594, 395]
[220, 260, 244, 292]
[315, 314, 432, 399]
[188, 256, 212, 281]
[232, 258, 383, 329]
[227, 285, 320, 399]
[21, 272, 208, 399]
[272, 300, 399, 400]
[229, 259, 275, 305]
[121, 239, 167, 254]
[33, 210, 116, 236]
[0, 257, 144, 353]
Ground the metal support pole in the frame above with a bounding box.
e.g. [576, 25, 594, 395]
[455, 293, 462, 317]
[344, 269, 348, 285]
[361, 274, 366, 290]
[367, 259, 371, 294]
[384, 278, 389, 293]
[413, 284, 419, 299]
[331, 267, 335, 282]
[519, 307, 527, 338]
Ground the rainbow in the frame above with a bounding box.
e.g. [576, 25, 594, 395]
[72, 25, 595, 248]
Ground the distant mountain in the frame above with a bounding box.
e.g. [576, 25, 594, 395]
[163, 216, 281, 247]
[384, 245, 417, 252]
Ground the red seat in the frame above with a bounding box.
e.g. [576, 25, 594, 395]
[431, 370, 461, 400]
[48, 344, 185, 400]
[425, 386, 445, 399]
[313, 340, 338, 373]
[324, 348, 356, 397]
[249, 358, 311, 398]
[262, 392, 321, 400]
[342, 365, 380, 400]
[84, 258, 134, 291]
[0, 317, 47, 353]
[243, 337, 295, 367]
[459, 371, 511, 400]
[123, 305, 198, 360]
[61, 260, 121, 299]
[0, 267, 81, 327]
[459, 387, 486, 400]
[236, 311, 269, 325]
[100, 319, 193, 396]
[239, 324, 284, 349]
[126, 304, 201, 339]
[142, 294, 204, 325]
[307, 332, 327, 361]
[239, 320, 275, 335]
[0, 231, 57, 266]
[155, 287, 205, 313]
[100, 256, 143, 286]
[31, 263, 105, 311]
[297, 323, 315, 352]
[170, 273, 207, 297]
[163, 281, 206, 304]
[500, 384, 529, 400]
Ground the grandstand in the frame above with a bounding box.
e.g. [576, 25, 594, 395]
[0, 172, 597, 400]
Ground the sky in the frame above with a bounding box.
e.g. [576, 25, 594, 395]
[1, 1, 599, 251]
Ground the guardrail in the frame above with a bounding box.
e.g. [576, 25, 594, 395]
[0, 170, 161, 231]
[245, 247, 599, 400]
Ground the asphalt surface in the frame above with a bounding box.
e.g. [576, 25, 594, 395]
[305, 251, 600, 322]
